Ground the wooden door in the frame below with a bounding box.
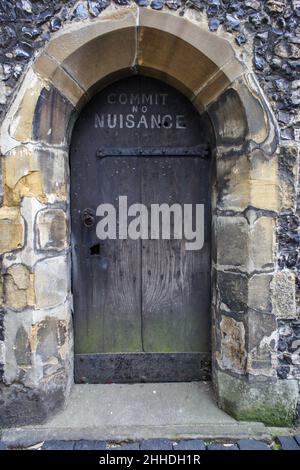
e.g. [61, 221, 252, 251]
[70, 76, 212, 383]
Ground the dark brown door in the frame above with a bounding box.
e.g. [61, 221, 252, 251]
[70, 76, 212, 383]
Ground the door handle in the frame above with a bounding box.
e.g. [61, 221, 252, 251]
[82, 208, 95, 228]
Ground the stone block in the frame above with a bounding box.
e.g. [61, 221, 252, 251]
[217, 154, 249, 212]
[249, 151, 279, 212]
[139, 8, 243, 85]
[247, 312, 277, 377]
[217, 151, 279, 212]
[42, 440, 75, 450]
[115, 443, 140, 450]
[209, 88, 247, 145]
[248, 274, 273, 312]
[250, 217, 275, 270]
[175, 440, 206, 450]
[0, 207, 24, 254]
[233, 74, 276, 152]
[237, 439, 270, 450]
[278, 143, 299, 213]
[217, 271, 248, 313]
[0, 375, 67, 427]
[207, 443, 238, 450]
[43, 6, 138, 97]
[214, 216, 248, 268]
[139, 24, 219, 102]
[140, 439, 173, 450]
[4, 264, 35, 311]
[34, 256, 69, 309]
[32, 86, 75, 146]
[33, 52, 86, 108]
[74, 440, 106, 450]
[216, 369, 298, 426]
[9, 69, 45, 143]
[36, 209, 68, 251]
[271, 271, 297, 319]
[276, 436, 300, 450]
[0, 279, 3, 307]
[219, 315, 246, 374]
[3, 146, 68, 204]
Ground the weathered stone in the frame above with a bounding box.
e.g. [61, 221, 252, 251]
[217, 151, 278, 212]
[271, 271, 297, 318]
[207, 443, 238, 450]
[208, 18, 220, 32]
[250, 217, 275, 270]
[71, 4, 89, 20]
[276, 436, 300, 450]
[74, 440, 106, 450]
[36, 209, 68, 251]
[249, 151, 279, 211]
[0, 279, 3, 307]
[14, 326, 31, 367]
[0, 375, 68, 426]
[50, 17, 62, 33]
[175, 440, 206, 450]
[34, 256, 69, 309]
[247, 312, 277, 376]
[0, 207, 24, 254]
[88, 0, 110, 17]
[217, 154, 249, 212]
[248, 274, 273, 312]
[4, 264, 35, 310]
[3, 146, 68, 204]
[140, 439, 173, 450]
[42, 440, 75, 450]
[237, 439, 270, 450]
[209, 89, 247, 144]
[214, 216, 248, 268]
[278, 143, 299, 213]
[9, 70, 45, 143]
[33, 53, 86, 108]
[36, 317, 59, 362]
[32, 86, 75, 146]
[218, 271, 248, 313]
[219, 315, 246, 374]
[115, 442, 140, 450]
[266, 0, 287, 14]
[0, 310, 4, 342]
[275, 40, 300, 59]
[216, 369, 298, 426]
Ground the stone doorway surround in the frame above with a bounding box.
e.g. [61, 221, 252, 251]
[0, 5, 298, 427]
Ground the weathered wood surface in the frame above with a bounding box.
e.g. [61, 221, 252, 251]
[70, 76, 212, 382]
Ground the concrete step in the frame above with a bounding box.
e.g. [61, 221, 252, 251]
[1, 382, 271, 447]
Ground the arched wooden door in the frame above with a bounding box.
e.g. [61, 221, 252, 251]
[70, 76, 212, 383]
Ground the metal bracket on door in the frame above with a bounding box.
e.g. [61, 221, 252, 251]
[96, 145, 210, 159]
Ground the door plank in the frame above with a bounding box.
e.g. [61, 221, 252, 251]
[72, 157, 143, 353]
[141, 157, 211, 352]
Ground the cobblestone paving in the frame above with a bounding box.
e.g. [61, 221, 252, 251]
[1, 436, 300, 450]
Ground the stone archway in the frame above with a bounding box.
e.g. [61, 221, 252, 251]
[0, 5, 298, 427]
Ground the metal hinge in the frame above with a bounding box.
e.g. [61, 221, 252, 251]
[96, 145, 210, 159]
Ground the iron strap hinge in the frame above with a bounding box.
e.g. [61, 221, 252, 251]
[96, 145, 210, 159]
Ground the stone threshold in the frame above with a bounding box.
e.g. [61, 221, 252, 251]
[0, 382, 279, 447]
